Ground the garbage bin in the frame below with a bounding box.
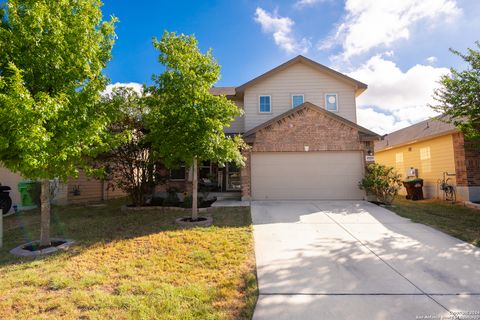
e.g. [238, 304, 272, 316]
[17, 181, 37, 206]
[402, 178, 424, 201]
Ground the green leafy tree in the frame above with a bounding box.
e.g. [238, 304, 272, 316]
[148, 32, 245, 220]
[431, 41, 480, 140]
[96, 86, 162, 207]
[0, 0, 117, 247]
[359, 163, 402, 205]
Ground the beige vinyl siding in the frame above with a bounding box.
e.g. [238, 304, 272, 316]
[67, 171, 126, 204]
[375, 134, 456, 199]
[0, 166, 23, 207]
[225, 100, 245, 133]
[243, 62, 357, 131]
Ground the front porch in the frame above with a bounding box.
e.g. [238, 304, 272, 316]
[154, 160, 242, 199]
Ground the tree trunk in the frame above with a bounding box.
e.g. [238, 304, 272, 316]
[192, 157, 198, 221]
[39, 179, 51, 247]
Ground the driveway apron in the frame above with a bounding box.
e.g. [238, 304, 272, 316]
[251, 201, 480, 320]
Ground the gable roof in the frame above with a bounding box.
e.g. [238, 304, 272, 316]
[375, 115, 459, 152]
[243, 102, 380, 140]
[235, 55, 368, 97]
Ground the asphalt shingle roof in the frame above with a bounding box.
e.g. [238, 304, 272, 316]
[375, 115, 458, 152]
[209, 87, 236, 96]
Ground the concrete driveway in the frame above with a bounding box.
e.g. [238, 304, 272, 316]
[252, 201, 480, 320]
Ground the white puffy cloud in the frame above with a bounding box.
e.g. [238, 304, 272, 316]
[103, 82, 144, 96]
[348, 54, 449, 134]
[321, 0, 461, 59]
[357, 107, 412, 135]
[426, 56, 438, 64]
[254, 7, 311, 54]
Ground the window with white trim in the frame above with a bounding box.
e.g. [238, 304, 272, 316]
[420, 147, 431, 160]
[292, 94, 304, 108]
[259, 95, 271, 113]
[325, 93, 338, 111]
[199, 160, 212, 180]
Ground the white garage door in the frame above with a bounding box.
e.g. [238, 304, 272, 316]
[251, 152, 365, 200]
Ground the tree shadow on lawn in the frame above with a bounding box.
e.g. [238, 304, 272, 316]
[0, 198, 252, 266]
[0, 199, 258, 320]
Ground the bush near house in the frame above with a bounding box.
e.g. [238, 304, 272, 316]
[359, 163, 402, 205]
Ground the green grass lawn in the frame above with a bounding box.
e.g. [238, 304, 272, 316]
[387, 196, 480, 246]
[0, 200, 257, 320]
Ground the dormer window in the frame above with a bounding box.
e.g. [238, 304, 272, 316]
[292, 94, 304, 108]
[259, 95, 271, 113]
[325, 93, 338, 112]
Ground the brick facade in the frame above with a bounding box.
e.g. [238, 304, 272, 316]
[241, 106, 375, 199]
[453, 132, 480, 187]
[241, 150, 252, 200]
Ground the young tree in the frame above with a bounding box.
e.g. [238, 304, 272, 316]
[431, 41, 480, 140]
[96, 86, 161, 207]
[0, 0, 117, 247]
[148, 32, 245, 220]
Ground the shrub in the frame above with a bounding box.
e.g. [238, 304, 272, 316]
[27, 181, 41, 206]
[163, 188, 180, 207]
[182, 195, 204, 208]
[359, 163, 402, 205]
[150, 197, 164, 206]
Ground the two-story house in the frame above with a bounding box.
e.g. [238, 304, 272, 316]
[189, 55, 379, 201]
[1, 55, 380, 208]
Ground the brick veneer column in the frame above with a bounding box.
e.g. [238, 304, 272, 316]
[453, 132, 469, 186]
[241, 150, 251, 200]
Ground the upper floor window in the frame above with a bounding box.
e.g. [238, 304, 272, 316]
[395, 152, 404, 163]
[292, 94, 304, 108]
[325, 93, 338, 111]
[420, 147, 431, 160]
[259, 95, 271, 113]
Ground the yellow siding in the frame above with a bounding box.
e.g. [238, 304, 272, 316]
[375, 134, 456, 198]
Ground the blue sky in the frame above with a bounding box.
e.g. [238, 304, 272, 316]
[102, 0, 480, 134]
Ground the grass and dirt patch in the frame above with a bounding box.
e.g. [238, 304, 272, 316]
[0, 199, 257, 319]
[387, 196, 480, 246]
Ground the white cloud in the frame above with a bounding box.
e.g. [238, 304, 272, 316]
[426, 56, 438, 64]
[294, 0, 326, 9]
[357, 107, 412, 135]
[348, 54, 449, 133]
[322, 0, 461, 59]
[103, 82, 144, 96]
[254, 7, 311, 54]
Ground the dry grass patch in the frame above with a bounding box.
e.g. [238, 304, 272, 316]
[0, 200, 257, 319]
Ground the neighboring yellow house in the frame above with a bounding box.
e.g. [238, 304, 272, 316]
[375, 116, 480, 202]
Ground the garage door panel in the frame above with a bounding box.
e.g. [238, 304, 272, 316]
[251, 152, 364, 200]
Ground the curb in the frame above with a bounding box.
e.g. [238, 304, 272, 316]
[120, 205, 216, 213]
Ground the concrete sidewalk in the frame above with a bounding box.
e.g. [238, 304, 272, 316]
[251, 201, 480, 320]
